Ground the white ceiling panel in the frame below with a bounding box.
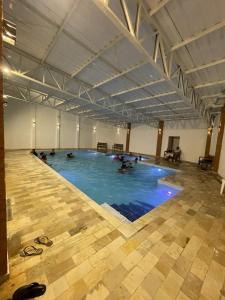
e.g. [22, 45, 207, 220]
[144, 82, 174, 94]
[166, 0, 225, 40]
[100, 77, 136, 94]
[3, 0, 57, 60]
[102, 39, 145, 71]
[46, 32, 93, 75]
[127, 64, 162, 84]
[65, 1, 120, 53]
[19, 0, 75, 25]
[77, 59, 118, 86]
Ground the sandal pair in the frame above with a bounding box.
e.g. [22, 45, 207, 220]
[19, 236, 53, 257]
[12, 282, 46, 299]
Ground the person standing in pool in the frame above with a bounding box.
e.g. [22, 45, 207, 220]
[49, 149, 55, 156]
[139, 155, 142, 161]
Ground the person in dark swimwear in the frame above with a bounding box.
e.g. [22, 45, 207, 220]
[40, 153, 47, 163]
[66, 153, 74, 158]
[127, 161, 133, 168]
[119, 155, 125, 162]
[49, 149, 55, 156]
[134, 157, 138, 163]
[139, 155, 142, 161]
[118, 161, 128, 172]
[31, 149, 38, 157]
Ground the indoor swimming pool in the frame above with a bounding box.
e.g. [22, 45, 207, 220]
[46, 150, 180, 221]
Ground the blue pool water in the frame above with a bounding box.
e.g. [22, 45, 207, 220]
[46, 150, 180, 222]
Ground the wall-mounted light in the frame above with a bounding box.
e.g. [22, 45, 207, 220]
[117, 127, 120, 135]
[56, 122, 60, 130]
[76, 124, 80, 132]
[3, 101, 7, 107]
[3, 95, 8, 99]
[32, 120, 36, 128]
[93, 126, 96, 133]
[3, 67, 10, 74]
[207, 127, 212, 135]
[158, 128, 162, 135]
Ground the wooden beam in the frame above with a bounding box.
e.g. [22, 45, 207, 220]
[205, 127, 212, 157]
[213, 106, 225, 171]
[0, 0, 8, 283]
[156, 120, 164, 160]
[125, 122, 131, 152]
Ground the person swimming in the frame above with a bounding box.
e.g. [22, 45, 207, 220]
[118, 161, 128, 172]
[134, 157, 138, 163]
[113, 154, 120, 160]
[66, 153, 74, 158]
[119, 155, 125, 162]
[40, 152, 47, 163]
[127, 161, 133, 168]
[49, 149, 55, 156]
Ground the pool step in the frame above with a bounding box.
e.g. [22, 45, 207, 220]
[111, 202, 155, 222]
[101, 203, 131, 224]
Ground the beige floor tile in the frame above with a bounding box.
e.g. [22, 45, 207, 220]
[122, 266, 146, 294]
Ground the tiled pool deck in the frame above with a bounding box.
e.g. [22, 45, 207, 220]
[1, 151, 225, 300]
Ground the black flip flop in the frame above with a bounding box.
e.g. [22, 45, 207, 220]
[19, 246, 43, 257]
[12, 282, 46, 299]
[34, 235, 53, 247]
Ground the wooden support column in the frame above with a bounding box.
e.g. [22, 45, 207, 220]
[213, 106, 225, 172]
[0, 0, 8, 283]
[205, 127, 212, 157]
[156, 120, 164, 161]
[125, 122, 131, 152]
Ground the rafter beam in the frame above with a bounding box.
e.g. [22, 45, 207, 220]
[149, 0, 170, 16]
[195, 78, 225, 89]
[135, 100, 183, 110]
[120, 0, 135, 36]
[83, 61, 147, 98]
[124, 91, 177, 104]
[201, 93, 225, 100]
[171, 19, 225, 52]
[93, 0, 206, 121]
[111, 78, 165, 97]
[185, 57, 225, 74]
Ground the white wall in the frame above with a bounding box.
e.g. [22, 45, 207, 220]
[162, 120, 208, 163]
[5, 100, 215, 165]
[92, 121, 127, 150]
[218, 128, 225, 178]
[60, 111, 78, 148]
[4, 100, 34, 149]
[130, 124, 158, 155]
[79, 117, 95, 149]
[36, 105, 58, 149]
[4, 99, 127, 151]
